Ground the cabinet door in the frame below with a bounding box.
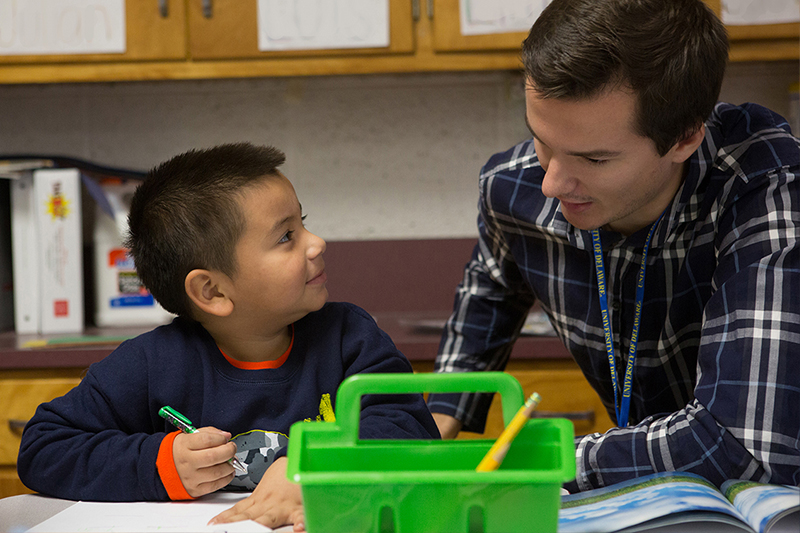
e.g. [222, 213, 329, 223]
[0, 1, 186, 65]
[187, 0, 414, 60]
[455, 363, 616, 440]
[0, 377, 81, 498]
[0, 378, 81, 465]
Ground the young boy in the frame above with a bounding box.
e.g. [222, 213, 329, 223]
[17, 143, 440, 530]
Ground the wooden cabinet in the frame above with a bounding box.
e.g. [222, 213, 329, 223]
[0, 369, 83, 499]
[0, 1, 186, 66]
[412, 360, 616, 440]
[0, 0, 793, 84]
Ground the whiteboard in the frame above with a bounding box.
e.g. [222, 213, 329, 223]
[257, 0, 389, 51]
[460, 0, 552, 36]
[0, 0, 126, 56]
[722, 0, 800, 25]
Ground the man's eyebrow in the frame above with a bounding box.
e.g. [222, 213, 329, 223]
[525, 115, 621, 159]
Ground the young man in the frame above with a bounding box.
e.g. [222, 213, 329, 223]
[428, 0, 800, 493]
[18, 143, 439, 530]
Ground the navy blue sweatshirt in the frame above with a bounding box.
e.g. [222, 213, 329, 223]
[18, 302, 439, 501]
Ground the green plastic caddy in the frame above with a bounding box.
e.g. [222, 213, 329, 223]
[286, 372, 575, 533]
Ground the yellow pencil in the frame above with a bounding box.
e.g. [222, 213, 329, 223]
[476, 392, 541, 472]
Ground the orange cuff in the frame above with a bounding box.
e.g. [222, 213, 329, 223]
[156, 431, 195, 501]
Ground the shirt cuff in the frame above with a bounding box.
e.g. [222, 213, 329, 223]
[156, 431, 195, 501]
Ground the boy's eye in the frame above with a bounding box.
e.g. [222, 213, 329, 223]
[586, 157, 609, 166]
[279, 230, 294, 244]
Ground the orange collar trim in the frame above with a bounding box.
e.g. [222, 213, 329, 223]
[220, 325, 294, 370]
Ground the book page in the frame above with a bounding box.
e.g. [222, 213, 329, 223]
[559, 472, 749, 533]
[27, 492, 274, 533]
[723, 480, 800, 533]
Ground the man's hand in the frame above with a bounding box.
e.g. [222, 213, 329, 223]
[433, 413, 463, 440]
[209, 457, 305, 531]
[173, 427, 237, 498]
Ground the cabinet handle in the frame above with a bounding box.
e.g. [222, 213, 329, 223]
[8, 419, 28, 433]
[532, 410, 595, 423]
[158, 0, 168, 18]
[412, 0, 420, 21]
[203, 0, 213, 18]
[427, 0, 434, 19]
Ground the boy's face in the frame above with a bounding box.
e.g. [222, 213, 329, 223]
[525, 82, 690, 236]
[228, 174, 328, 328]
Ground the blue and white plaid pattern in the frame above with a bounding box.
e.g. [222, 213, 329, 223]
[429, 103, 800, 491]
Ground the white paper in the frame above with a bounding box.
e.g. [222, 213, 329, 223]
[0, 0, 126, 56]
[27, 492, 274, 533]
[722, 0, 800, 25]
[459, 0, 551, 36]
[257, 0, 389, 51]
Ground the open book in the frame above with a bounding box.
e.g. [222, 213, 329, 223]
[559, 472, 799, 533]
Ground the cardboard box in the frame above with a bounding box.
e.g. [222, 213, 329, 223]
[33, 168, 83, 334]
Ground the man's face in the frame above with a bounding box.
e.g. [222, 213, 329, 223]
[525, 83, 689, 235]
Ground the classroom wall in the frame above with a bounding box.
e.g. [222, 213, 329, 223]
[0, 61, 797, 242]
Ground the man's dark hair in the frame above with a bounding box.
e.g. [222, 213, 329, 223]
[125, 142, 286, 318]
[522, 0, 729, 156]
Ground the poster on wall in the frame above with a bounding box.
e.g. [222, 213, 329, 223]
[459, 0, 552, 36]
[257, 0, 389, 51]
[0, 0, 126, 56]
[721, 0, 800, 25]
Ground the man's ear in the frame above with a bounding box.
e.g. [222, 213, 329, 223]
[669, 123, 706, 164]
[184, 269, 234, 318]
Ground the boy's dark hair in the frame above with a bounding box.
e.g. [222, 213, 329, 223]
[521, 0, 729, 156]
[125, 142, 286, 318]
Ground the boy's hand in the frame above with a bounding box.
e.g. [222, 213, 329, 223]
[209, 457, 305, 531]
[173, 427, 237, 498]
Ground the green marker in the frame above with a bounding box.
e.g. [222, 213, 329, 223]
[158, 405, 247, 473]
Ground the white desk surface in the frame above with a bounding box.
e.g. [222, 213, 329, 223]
[0, 493, 294, 532]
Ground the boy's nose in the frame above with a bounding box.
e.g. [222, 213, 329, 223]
[308, 232, 326, 258]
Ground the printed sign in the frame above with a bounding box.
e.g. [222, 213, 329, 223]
[459, 0, 551, 36]
[257, 0, 389, 51]
[722, 0, 800, 25]
[0, 0, 126, 55]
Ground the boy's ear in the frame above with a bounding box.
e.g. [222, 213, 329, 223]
[184, 269, 234, 318]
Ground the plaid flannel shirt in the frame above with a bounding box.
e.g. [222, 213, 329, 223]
[429, 103, 800, 492]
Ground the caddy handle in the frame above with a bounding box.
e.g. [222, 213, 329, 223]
[336, 372, 524, 443]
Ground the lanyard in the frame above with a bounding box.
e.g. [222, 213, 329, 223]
[591, 213, 663, 428]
